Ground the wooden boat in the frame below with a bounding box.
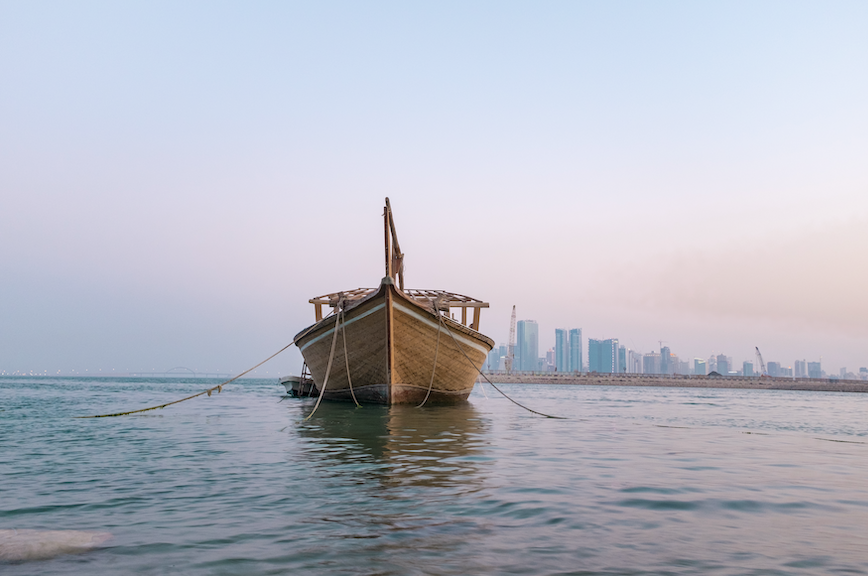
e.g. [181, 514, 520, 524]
[293, 199, 495, 405]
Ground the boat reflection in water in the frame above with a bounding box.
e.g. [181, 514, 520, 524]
[285, 401, 494, 570]
[292, 401, 490, 492]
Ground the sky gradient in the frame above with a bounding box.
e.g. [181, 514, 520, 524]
[2, 1, 867, 376]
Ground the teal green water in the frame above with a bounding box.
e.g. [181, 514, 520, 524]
[2, 377, 867, 574]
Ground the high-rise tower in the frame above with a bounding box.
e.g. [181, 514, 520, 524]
[555, 329, 569, 372]
[516, 320, 539, 372]
[569, 328, 583, 373]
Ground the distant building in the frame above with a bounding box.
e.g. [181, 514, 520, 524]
[628, 350, 643, 373]
[767, 361, 780, 377]
[859, 367, 868, 381]
[660, 346, 672, 375]
[644, 352, 661, 374]
[743, 361, 754, 377]
[569, 329, 583, 373]
[486, 344, 508, 371]
[808, 361, 822, 379]
[589, 338, 619, 373]
[516, 320, 539, 372]
[545, 348, 556, 372]
[515, 324, 524, 370]
[486, 348, 500, 371]
[694, 359, 706, 376]
[667, 354, 685, 374]
[589, 339, 602, 372]
[555, 329, 569, 372]
[716, 354, 729, 376]
[618, 346, 627, 373]
[794, 360, 806, 378]
[588, 339, 597, 372]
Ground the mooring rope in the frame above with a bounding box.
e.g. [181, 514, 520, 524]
[435, 314, 566, 419]
[76, 342, 295, 418]
[417, 300, 444, 408]
[341, 305, 361, 407]
[303, 296, 344, 421]
[75, 295, 558, 420]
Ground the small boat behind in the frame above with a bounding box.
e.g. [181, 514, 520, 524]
[279, 366, 315, 397]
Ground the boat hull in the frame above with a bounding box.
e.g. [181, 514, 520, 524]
[294, 283, 494, 405]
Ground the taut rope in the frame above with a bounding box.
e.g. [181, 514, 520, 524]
[435, 314, 566, 419]
[76, 342, 295, 418]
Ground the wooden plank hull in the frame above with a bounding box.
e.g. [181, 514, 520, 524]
[294, 282, 494, 405]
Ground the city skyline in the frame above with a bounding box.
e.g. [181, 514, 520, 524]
[486, 318, 866, 380]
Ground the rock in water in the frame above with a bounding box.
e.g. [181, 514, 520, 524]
[0, 529, 112, 562]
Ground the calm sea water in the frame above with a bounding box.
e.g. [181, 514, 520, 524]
[2, 376, 867, 575]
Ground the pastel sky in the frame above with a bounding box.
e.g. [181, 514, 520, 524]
[2, 1, 867, 376]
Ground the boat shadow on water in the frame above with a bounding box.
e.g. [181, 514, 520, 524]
[291, 400, 491, 492]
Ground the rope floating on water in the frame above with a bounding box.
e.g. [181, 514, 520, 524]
[75, 342, 295, 418]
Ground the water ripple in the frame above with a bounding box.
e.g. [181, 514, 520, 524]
[2, 378, 868, 575]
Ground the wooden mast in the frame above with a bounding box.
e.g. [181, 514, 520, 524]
[383, 199, 395, 402]
[384, 197, 404, 290]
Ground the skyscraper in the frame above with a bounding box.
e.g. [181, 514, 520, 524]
[628, 350, 643, 373]
[618, 345, 627, 373]
[555, 329, 569, 372]
[808, 361, 822, 379]
[743, 361, 754, 377]
[767, 361, 780, 377]
[589, 338, 618, 373]
[643, 352, 661, 374]
[660, 346, 671, 375]
[486, 347, 501, 372]
[794, 360, 806, 378]
[588, 339, 601, 372]
[694, 359, 706, 375]
[516, 320, 539, 372]
[716, 354, 729, 375]
[569, 329, 583, 373]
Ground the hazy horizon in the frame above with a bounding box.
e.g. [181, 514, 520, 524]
[2, 2, 867, 377]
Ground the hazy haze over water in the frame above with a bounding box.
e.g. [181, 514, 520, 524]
[1, 2, 867, 374]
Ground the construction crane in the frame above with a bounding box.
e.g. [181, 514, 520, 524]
[505, 305, 516, 374]
[755, 347, 768, 377]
